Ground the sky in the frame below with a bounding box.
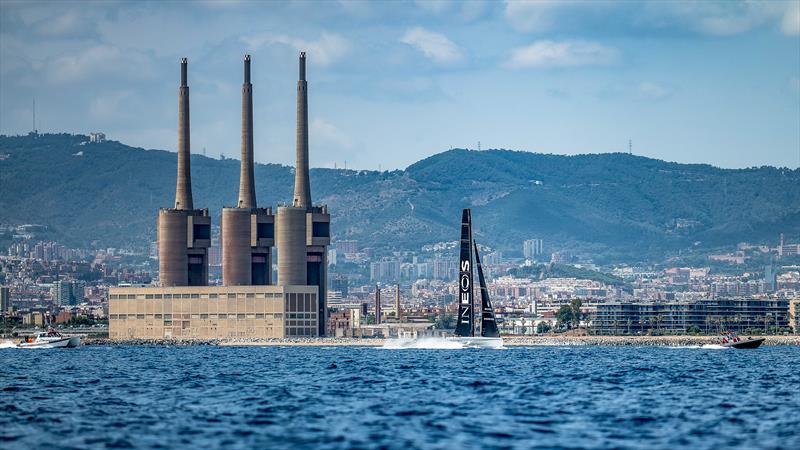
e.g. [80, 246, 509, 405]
[1, 0, 799, 170]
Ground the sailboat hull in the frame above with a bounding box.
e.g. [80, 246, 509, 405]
[448, 336, 504, 349]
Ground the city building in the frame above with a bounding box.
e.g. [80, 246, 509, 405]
[0, 286, 10, 313]
[593, 299, 789, 335]
[790, 299, 800, 333]
[88, 132, 106, 143]
[523, 239, 544, 260]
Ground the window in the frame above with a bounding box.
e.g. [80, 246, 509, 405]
[312, 221, 329, 238]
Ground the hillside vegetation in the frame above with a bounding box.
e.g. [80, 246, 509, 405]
[1, 133, 798, 263]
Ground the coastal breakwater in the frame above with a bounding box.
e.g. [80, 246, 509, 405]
[81, 335, 800, 347]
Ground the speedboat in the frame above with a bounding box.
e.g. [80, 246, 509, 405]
[721, 334, 764, 349]
[17, 330, 81, 349]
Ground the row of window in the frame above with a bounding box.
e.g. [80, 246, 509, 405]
[111, 313, 284, 320]
[110, 292, 286, 300]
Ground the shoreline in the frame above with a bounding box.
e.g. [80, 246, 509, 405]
[76, 335, 800, 347]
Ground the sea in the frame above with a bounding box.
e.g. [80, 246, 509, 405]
[1, 343, 798, 449]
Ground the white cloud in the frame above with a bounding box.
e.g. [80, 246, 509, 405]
[46, 45, 156, 84]
[311, 118, 354, 149]
[504, 0, 799, 36]
[89, 90, 135, 120]
[635, 82, 670, 101]
[506, 40, 618, 69]
[400, 27, 464, 65]
[241, 32, 350, 66]
[505, 0, 563, 32]
[782, 2, 800, 35]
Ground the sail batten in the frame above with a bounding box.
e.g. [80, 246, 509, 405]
[454, 209, 474, 337]
[474, 240, 499, 338]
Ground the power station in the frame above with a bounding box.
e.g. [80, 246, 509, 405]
[109, 52, 330, 340]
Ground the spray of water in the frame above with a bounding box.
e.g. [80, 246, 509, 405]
[381, 337, 465, 350]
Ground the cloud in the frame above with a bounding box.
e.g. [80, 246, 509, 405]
[506, 40, 618, 69]
[46, 45, 156, 84]
[783, 2, 800, 35]
[89, 90, 135, 120]
[504, 0, 580, 33]
[241, 32, 350, 66]
[598, 81, 672, 102]
[634, 82, 670, 101]
[311, 118, 354, 149]
[504, 0, 799, 36]
[400, 27, 464, 64]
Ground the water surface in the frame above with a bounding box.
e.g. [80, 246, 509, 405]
[1, 345, 798, 449]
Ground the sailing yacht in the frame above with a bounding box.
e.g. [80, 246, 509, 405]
[448, 208, 503, 349]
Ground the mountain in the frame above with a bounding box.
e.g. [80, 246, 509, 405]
[1, 133, 798, 263]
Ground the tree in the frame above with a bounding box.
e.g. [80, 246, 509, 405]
[556, 305, 575, 330]
[536, 321, 552, 334]
[570, 299, 583, 326]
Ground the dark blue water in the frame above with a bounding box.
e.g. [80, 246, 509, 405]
[1, 345, 798, 449]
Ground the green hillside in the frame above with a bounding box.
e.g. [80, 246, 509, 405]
[1, 133, 798, 263]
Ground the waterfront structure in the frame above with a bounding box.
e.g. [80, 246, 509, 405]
[158, 58, 211, 287]
[0, 286, 10, 313]
[110, 52, 330, 340]
[109, 285, 318, 339]
[222, 55, 274, 286]
[593, 299, 790, 335]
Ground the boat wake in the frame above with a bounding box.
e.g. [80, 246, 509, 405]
[0, 340, 17, 349]
[668, 344, 729, 350]
[381, 337, 465, 350]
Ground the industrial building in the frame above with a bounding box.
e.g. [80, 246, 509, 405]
[110, 53, 329, 340]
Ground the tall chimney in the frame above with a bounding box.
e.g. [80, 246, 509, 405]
[375, 285, 382, 325]
[175, 57, 193, 210]
[395, 284, 402, 322]
[238, 55, 256, 209]
[292, 52, 312, 210]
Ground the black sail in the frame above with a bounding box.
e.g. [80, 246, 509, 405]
[474, 241, 499, 338]
[454, 209, 474, 337]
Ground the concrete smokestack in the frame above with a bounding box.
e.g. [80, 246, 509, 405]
[276, 206, 307, 286]
[375, 285, 382, 325]
[175, 57, 193, 210]
[238, 54, 256, 209]
[395, 284, 402, 322]
[292, 52, 312, 210]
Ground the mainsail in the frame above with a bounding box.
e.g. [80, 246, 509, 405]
[474, 241, 499, 338]
[454, 209, 474, 337]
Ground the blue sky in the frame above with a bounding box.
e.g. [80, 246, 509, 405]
[1, 0, 798, 169]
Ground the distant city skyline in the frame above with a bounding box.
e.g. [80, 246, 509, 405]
[1, 0, 799, 169]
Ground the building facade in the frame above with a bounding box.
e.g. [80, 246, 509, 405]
[593, 299, 790, 335]
[109, 285, 318, 339]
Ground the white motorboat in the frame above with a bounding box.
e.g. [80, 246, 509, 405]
[17, 330, 81, 349]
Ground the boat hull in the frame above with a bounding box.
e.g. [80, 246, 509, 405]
[724, 338, 764, 349]
[17, 337, 73, 349]
[448, 336, 504, 349]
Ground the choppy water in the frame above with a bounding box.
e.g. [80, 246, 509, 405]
[1, 345, 798, 449]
